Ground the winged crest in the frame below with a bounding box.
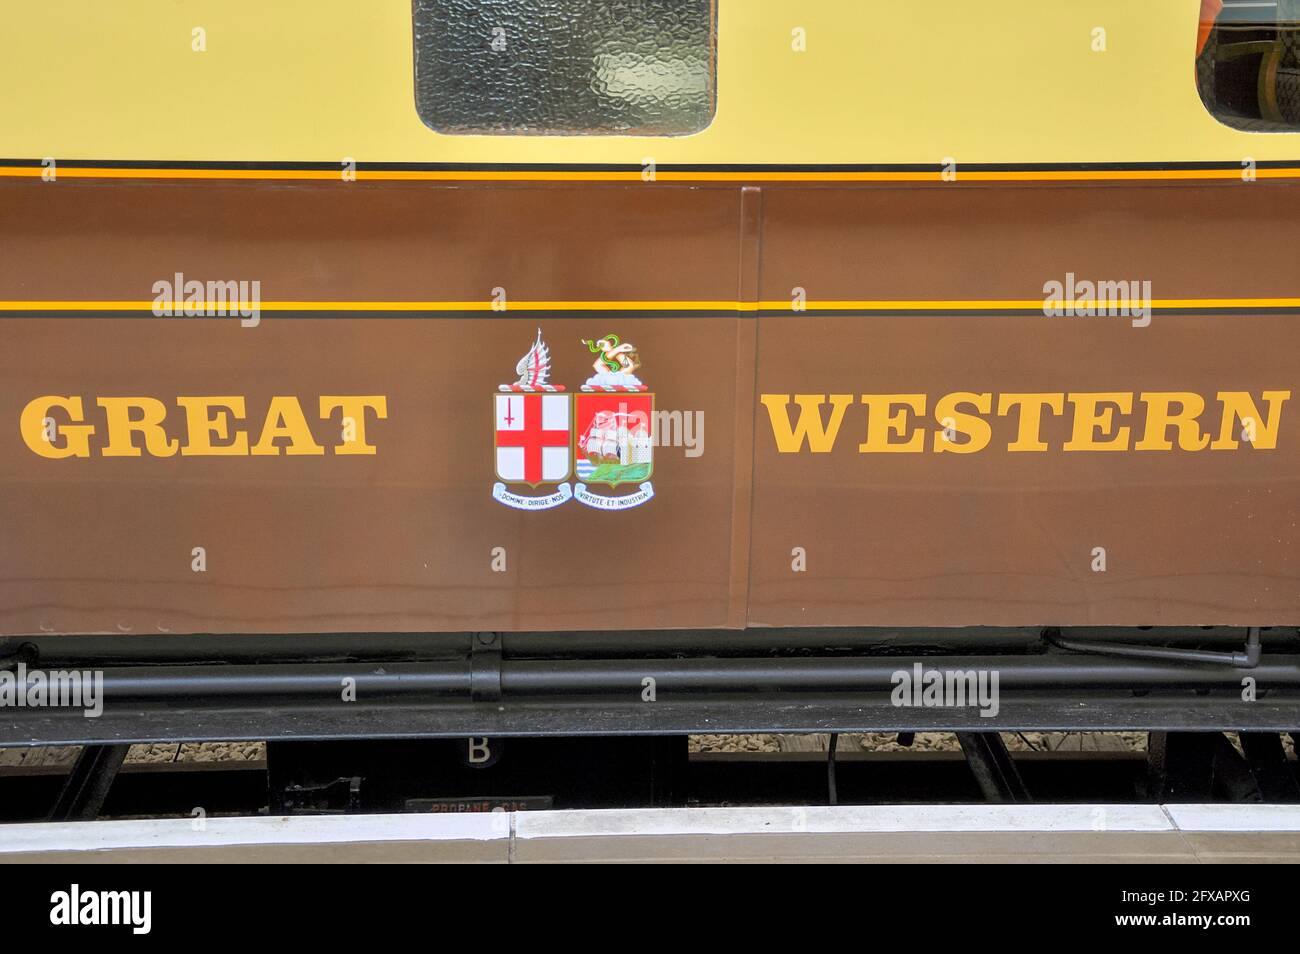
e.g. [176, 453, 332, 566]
[514, 328, 553, 389]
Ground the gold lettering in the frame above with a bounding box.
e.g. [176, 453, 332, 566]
[759, 394, 853, 453]
[320, 396, 387, 455]
[20, 396, 94, 458]
[250, 397, 325, 456]
[1135, 392, 1210, 451]
[933, 392, 993, 453]
[859, 394, 926, 453]
[1063, 392, 1132, 451]
[177, 396, 249, 456]
[97, 397, 179, 457]
[1212, 391, 1290, 449]
[997, 393, 1064, 452]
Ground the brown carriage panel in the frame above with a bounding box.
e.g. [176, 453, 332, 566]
[0, 181, 749, 635]
[0, 180, 743, 303]
[0, 315, 743, 634]
[749, 313, 1300, 626]
[758, 182, 1300, 302]
[749, 184, 1300, 626]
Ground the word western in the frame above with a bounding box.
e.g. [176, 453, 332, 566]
[152, 271, 261, 327]
[761, 391, 1290, 453]
[21, 395, 387, 457]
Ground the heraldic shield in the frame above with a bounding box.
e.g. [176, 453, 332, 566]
[574, 392, 654, 487]
[492, 392, 573, 510]
[491, 328, 654, 511]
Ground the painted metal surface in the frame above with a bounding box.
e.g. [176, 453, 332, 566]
[0, 2, 1297, 636]
[0, 174, 1297, 633]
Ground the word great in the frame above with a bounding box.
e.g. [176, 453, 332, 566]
[760, 391, 1290, 453]
[21, 395, 387, 457]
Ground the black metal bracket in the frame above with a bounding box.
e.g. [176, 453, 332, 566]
[1239, 732, 1300, 801]
[956, 732, 1030, 803]
[47, 743, 130, 821]
[279, 776, 363, 814]
[470, 632, 502, 702]
[1046, 626, 1262, 668]
[826, 732, 839, 806]
[1145, 731, 1269, 802]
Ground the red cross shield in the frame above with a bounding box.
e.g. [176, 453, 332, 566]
[494, 393, 572, 488]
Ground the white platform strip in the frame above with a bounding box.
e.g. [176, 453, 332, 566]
[2, 804, 1299, 862]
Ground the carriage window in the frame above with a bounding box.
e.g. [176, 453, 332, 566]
[1197, 0, 1300, 131]
[413, 0, 716, 136]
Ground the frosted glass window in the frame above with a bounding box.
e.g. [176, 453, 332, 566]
[413, 0, 717, 136]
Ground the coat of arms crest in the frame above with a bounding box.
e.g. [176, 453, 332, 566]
[492, 329, 655, 511]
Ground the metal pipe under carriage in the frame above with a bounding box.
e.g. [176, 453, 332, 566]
[72, 653, 1300, 699]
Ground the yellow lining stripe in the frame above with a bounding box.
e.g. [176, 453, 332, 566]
[2, 168, 1300, 183]
[4, 299, 1300, 312]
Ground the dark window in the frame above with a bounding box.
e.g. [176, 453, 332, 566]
[413, 0, 717, 136]
[1197, 0, 1300, 131]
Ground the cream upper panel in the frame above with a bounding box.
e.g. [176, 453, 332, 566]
[0, 0, 1295, 164]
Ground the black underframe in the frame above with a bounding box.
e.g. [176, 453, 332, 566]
[1, 627, 1297, 746]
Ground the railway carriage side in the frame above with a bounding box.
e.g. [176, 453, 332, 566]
[0, 1, 1297, 744]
